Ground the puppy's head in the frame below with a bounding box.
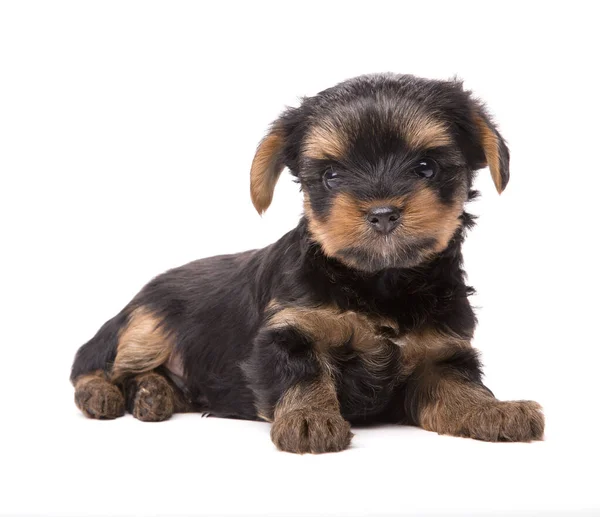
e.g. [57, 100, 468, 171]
[250, 74, 509, 272]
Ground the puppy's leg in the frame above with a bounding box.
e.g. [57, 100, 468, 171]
[405, 336, 544, 442]
[74, 371, 125, 419]
[270, 376, 352, 454]
[124, 371, 176, 422]
[72, 306, 177, 419]
[244, 325, 352, 454]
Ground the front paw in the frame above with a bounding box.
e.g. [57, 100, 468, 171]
[459, 400, 544, 442]
[271, 409, 353, 454]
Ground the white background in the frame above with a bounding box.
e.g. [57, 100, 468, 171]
[1, 1, 599, 516]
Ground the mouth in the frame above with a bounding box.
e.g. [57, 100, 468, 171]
[336, 236, 438, 272]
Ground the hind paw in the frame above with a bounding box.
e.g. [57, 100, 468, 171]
[74, 374, 125, 419]
[130, 373, 174, 422]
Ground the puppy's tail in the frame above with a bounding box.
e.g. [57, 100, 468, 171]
[70, 309, 130, 384]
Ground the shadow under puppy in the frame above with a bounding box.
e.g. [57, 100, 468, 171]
[71, 73, 544, 453]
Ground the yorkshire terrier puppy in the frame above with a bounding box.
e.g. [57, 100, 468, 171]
[71, 73, 544, 453]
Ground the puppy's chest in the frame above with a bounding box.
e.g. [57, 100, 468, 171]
[307, 308, 407, 421]
[269, 304, 424, 421]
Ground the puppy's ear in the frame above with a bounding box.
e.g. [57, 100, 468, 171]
[459, 101, 510, 194]
[250, 123, 286, 214]
[473, 107, 510, 194]
[250, 105, 305, 214]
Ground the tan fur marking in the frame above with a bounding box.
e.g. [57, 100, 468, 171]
[402, 329, 545, 442]
[304, 194, 397, 260]
[73, 369, 105, 387]
[267, 303, 398, 352]
[271, 375, 353, 454]
[303, 122, 347, 160]
[419, 378, 544, 442]
[305, 107, 450, 161]
[274, 375, 340, 419]
[419, 377, 494, 433]
[402, 115, 452, 150]
[250, 130, 285, 214]
[111, 307, 174, 382]
[473, 113, 502, 194]
[400, 329, 471, 373]
[304, 187, 465, 267]
[402, 187, 466, 252]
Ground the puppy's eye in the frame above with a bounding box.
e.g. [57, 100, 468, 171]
[323, 170, 342, 189]
[412, 159, 438, 179]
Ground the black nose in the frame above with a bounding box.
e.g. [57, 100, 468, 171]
[367, 206, 401, 234]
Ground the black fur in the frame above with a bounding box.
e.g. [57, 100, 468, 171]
[70, 310, 127, 380]
[71, 217, 477, 422]
[71, 73, 520, 442]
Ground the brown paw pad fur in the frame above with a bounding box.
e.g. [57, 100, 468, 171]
[75, 378, 125, 419]
[458, 400, 544, 442]
[131, 374, 174, 422]
[271, 410, 353, 454]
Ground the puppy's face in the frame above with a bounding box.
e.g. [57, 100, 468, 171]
[250, 74, 510, 272]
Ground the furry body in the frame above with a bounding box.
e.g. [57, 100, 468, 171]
[71, 74, 544, 453]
